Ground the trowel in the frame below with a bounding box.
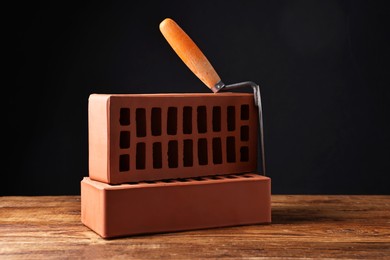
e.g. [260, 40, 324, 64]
[159, 18, 266, 175]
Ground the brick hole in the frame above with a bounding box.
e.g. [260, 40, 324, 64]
[144, 180, 157, 184]
[242, 174, 254, 178]
[120, 108, 130, 125]
[167, 107, 177, 135]
[240, 146, 249, 162]
[241, 104, 250, 120]
[136, 143, 146, 169]
[183, 106, 192, 134]
[210, 176, 222, 180]
[168, 140, 178, 168]
[240, 125, 249, 141]
[212, 138, 222, 164]
[226, 136, 236, 162]
[183, 139, 193, 167]
[119, 131, 130, 149]
[153, 142, 162, 169]
[225, 175, 238, 179]
[197, 106, 207, 133]
[119, 154, 129, 172]
[161, 179, 175, 183]
[136, 108, 146, 137]
[198, 138, 208, 165]
[177, 178, 189, 182]
[227, 106, 235, 131]
[192, 177, 206, 181]
[212, 106, 221, 132]
[151, 108, 161, 136]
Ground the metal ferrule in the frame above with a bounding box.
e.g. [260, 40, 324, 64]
[211, 81, 226, 93]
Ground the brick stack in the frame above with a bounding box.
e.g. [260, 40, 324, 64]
[81, 92, 271, 238]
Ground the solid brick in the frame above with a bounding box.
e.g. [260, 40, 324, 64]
[81, 173, 271, 238]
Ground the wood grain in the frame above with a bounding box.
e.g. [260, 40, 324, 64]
[1, 195, 389, 259]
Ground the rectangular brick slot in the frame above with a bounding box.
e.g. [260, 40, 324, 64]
[153, 142, 162, 169]
[226, 136, 236, 162]
[167, 107, 177, 135]
[212, 106, 221, 132]
[168, 140, 178, 168]
[212, 138, 222, 164]
[136, 108, 146, 137]
[198, 138, 208, 165]
[241, 104, 249, 120]
[120, 108, 130, 125]
[240, 125, 249, 141]
[183, 106, 192, 134]
[197, 106, 207, 133]
[183, 139, 193, 167]
[227, 106, 235, 131]
[151, 108, 162, 136]
[119, 131, 130, 149]
[136, 143, 146, 169]
[240, 146, 249, 162]
[119, 154, 129, 172]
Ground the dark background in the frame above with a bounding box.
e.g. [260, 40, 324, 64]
[5, 0, 389, 195]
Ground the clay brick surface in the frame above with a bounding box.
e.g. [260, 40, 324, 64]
[89, 93, 258, 184]
[81, 174, 271, 238]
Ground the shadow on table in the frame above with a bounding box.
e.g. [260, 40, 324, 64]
[270, 198, 363, 224]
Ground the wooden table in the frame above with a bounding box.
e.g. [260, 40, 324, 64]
[1, 195, 389, 259]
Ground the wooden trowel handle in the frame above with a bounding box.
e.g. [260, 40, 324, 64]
[159, 18, 222, 92]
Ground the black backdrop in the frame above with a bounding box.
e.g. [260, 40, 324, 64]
[5, 0, 389, 195]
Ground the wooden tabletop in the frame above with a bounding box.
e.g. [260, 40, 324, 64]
[1, 195, 389, 259]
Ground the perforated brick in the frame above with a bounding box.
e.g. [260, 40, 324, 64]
[89, 93, 258, 184]
[81, 173, 271, 238]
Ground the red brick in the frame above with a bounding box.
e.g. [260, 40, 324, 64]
[81, 174, 271, 238]
[89, 93, 258, 184]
